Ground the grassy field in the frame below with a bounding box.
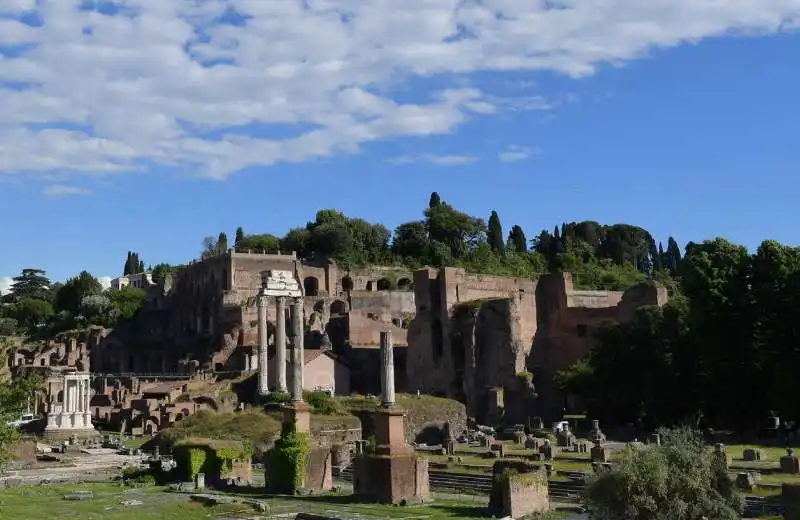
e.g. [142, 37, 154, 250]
[0, 482, 563, 520]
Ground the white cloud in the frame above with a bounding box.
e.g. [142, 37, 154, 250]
[498, 145, 541, 163]
[389, 154, 479, 166]
[98, 276, 112, 290]
[0, 276, 12, 295]
[0, 1, 797, 180]
[43, 184, 93, 196]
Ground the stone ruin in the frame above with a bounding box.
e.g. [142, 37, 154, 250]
[489, 460, 550, 518]
[43, 372, 99, 441]
[781, 448, 800, 474]
[352, 330, 430, 504]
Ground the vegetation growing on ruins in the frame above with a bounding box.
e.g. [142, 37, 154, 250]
[220, 191, 675, 291]
[558, 238, 800, 431]
[585, 427, 743, 520]
[266, 423, 312, 494]
[173, 438, 251, 481]
[0, 372, 42, 468]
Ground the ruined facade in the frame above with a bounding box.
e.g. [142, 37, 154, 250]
[407, 269, 668, 423]
[92, 251, 414, 387]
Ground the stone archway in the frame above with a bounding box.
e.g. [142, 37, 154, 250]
[397, 278, 412, 290]
[341, 276, 354, 292]
[376, 278, 391, 291]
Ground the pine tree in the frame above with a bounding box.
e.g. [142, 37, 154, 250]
[487, 210, 504, 253]
[429, 192, 441, 208]
[553, 226, 561, 240]
[217, 232, 229, 252]
[508, 225, 528, 254]
[235, 226, 245, 244]
[657, 242, 666, 271]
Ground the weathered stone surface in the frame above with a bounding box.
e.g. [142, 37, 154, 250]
[743, 448, 762, 462]
[784, 483, 800, 520]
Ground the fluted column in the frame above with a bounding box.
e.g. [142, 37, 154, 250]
[275, 296, 288, 392]
[257, 292, 269, 396]
[380, 331, 396, 408]
[290, 297, 304, 403]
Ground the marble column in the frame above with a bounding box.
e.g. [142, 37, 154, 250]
[290, 297, 304, 403]
[380, 331, 396, 408]
[275, 296, 288, 392]
[256, 292, 269, 396]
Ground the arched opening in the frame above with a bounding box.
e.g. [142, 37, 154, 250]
[392, 318, 401, 328]
[304, 276, 320, 296]
[376, 278, 391, 291]
[397, 278, 412, 290]
[341, 276, 354, 292]
[330, 300, 347, 315]
[366, 281, 374, 291]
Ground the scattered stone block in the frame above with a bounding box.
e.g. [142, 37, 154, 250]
[501, 472, 550, 518]
[491, 443, 505, 458]
[743, 448, 762, 462]
[539, 442, 555, 461]
[3, 478, 23, 488]
[557, 430, 575, 448]
[513, 431, 526, 445]
[781, 449, 800, 474]
[735, 472, 756, 492]
[577, 441, 590, 454]
[784, 483, 800, 520]
[194, 472, 205, 490]
[481, 436, 494, 448]
[524, 436, 540, 450]
[591, 441, 608, 463]
[64, 491, 93, 501]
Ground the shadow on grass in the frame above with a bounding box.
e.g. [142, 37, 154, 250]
[429, 504, 492, 518]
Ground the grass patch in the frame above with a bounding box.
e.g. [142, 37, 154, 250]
[0, 483, 495, 519]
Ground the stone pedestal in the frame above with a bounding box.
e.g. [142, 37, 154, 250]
[353, 408, 430, 504]
[283, 402, 312, 434]
[781, 452, 800, 474]
[501, 472, 550, 518]
[743, 448, 762, 462]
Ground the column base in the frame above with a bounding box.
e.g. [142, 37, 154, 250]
[282, 402, 311, 434]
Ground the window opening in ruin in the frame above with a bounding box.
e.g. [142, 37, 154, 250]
[341, 276, 354, 292]
[392, 318, 401, 328]
[330, 300, 347, 315]
[577, 324, 588, 337]
[397, 278, 412, 290]
[377, 278, 391, 291]
[366, 281, 374, 291]
[304, 277, 320, 297]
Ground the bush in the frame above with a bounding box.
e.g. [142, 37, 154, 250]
[304, 391, 340, 415]
[584, 427, 743, 520]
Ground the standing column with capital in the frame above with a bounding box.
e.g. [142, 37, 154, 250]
[289, 297, 305, 403]
[380, 330, 396, 408]
[275, 296, 288, 392]
[256, 292, 269, 396]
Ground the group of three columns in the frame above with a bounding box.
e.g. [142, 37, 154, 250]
[256, 294, 305, 402]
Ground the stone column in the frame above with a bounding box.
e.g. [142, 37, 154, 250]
[256, 292, 269, 396]
[380, 331, 396, 408]
[275, 296, 288, 392]
[290, 297, 304, 403]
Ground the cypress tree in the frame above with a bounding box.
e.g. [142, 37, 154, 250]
[508, 225, 528, 254]
[123, 252, 132, 276]
[666, 237, 682, 274]
[235, 226, 245, 244]
[429, 192, 441, 208]
[488, 210, 504, 253]
[217, 232, 229, 252]
[137, 260, 145, 273]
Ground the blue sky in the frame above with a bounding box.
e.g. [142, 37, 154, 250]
[1, 1, 799, 290]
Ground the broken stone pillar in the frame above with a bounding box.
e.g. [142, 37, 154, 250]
[275, 296, 288, 392]
[501, 472, 550, 517]
[290, 297, 304, 403]
[590, 441, 607, 463]
[256, 289, 269, 396]
[743, 448, 762, 462]
[714, 443, 728, 468]
[352, 332, 429, 504]
[781, 449, 800, 474]
[380, 331, 396, 408]
[735, 472, 756, 492]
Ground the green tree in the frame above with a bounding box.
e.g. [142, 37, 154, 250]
[281, 228, 310, 256]
[487, 210, 504, 253]
[9, 268, 51, 301]
[235, 226, 245, 244]
[428, 191, 441, 208]
[150, 263, 175, 285]
[106, 285, 147, 320]
[585, 427, 742, 520]
[54, 271, 103, 315]
[10, 298, 54, 333]
[392, 221, 429, 260]
[217, 232, 229, 252]
[508, 225, 527, 253]
[201, 236, 217, 254]
[236, 233, 280, 253]
[0, 373, 43, 469]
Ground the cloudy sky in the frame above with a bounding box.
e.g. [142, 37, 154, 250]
[1, 0, 799, 290]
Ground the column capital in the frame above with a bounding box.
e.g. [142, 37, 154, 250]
[276, 295, 287, 308]
[256, 292, 267, 307]
[293, 296, 304, 307]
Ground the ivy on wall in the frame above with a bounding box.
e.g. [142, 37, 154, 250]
[174, 439, 251, 482]
[266, 423, 311, 494]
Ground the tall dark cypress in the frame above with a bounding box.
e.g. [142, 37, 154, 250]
[235, 226, 245, 244]
[508, 225, 528, 254]
[429, 191, 442, 208]
[488, 210, 504, 253]
[666, 237, 682, 274]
